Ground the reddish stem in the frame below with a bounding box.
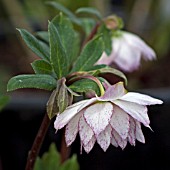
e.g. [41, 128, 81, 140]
[25, 114, 51, 170]
[60, 128, 71, 163]
[82, 22, 101, 47]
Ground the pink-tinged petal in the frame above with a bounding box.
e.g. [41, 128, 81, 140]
[135, 121, 145, 143]
[84, 102, 113, 136]
[54, 100, 88, 130]
[95, 52, 113, 65]
[97, 125, 112, 152]
[79, 114, 94, 146]
[102, 81, 112, 90]
[128, 117, 136, 146]
[120, 92, 163, 105]
[123, 31, 156, 61]
[83, 136, 96, 153]
[113, 100, 150, 127]
[111, 135, 118, 147]
[110, 105, 129, 139]
[77, 98, 97, 112]
[112, 129, 127, 149]
[113, 40, 141, 72]
[65, 111, 82, 146]
[99, 82, 125, 101]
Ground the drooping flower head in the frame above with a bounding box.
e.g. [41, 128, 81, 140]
[96, 31, 156, 72]
[54, 82, 162, 153]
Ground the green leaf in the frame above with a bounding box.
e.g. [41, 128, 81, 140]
[60, 155, 79, 170]
[93, 67, 128, 85]
[52, 14, 80, 67]
[46, 89, 59, 119]
[47, 78, 71, 119]
[31, 60, 54, 75]
[98, 24, 112, 55]
[58, 83, 69, 113]
[33, 143, 79, 170]
[0, 96, 9, 111]
[76, 7, 102, 20]
[71, 35, 104, 72]
[48, 21, 68, 78]
[87, 64, 107, 71]
[34, 143, 60, 170]
[36, 31, 49, 43]
[7, 74, 57, 91]
[69, 78, 100, 96]
[34, 157, 44, 170]
[41, 143, 60, 170]
[78, 18, 96, 36]
[17, 29, 50, 62]
[46, 1, 81, 25]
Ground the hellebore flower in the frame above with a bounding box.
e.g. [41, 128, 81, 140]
[54, 82, 162, 153]
[96, 31, 156, 72]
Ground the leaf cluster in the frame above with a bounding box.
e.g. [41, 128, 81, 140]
[7, 2, 127, 115]
[34, 143, 79, 170]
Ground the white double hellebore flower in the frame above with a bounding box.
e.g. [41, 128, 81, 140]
[54, 82, 163, 153]
[96, 31, 156, 72]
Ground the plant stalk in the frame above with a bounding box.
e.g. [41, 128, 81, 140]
[25, 114, 51, 170]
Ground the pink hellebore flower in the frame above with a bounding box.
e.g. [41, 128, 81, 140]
[96, 31, 156, 72]
[54, 82, 163, 153]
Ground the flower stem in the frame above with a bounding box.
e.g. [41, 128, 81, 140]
[25, 114, 51, 170]
[60, 128, 71, 163]
[82, 22, 101, 47]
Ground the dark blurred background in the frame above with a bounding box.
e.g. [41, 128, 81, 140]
[0, 0, 170, 169]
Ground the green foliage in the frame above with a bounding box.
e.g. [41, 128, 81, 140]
[36, 31, 49, 43]
[7, 74, 57, 91]
[52, 14, 80, 67]
[76, 7, 102, 20]
[98, 24, 112, 55]
[0, 96, 9, 111]
[8, 1, 129, 103]
[31, 60, 54, 75]
[46, 1, 81, 25]
[47, 78, 70, 119]
[71, 35, 104, 72]
[34, 143, 79, 170]
[49, 21, 68, 79]
[90, 67, 127, 85]
[17, 29, 50, 62]
[78, 18, 96, 36]
[69, 78, 100, 96]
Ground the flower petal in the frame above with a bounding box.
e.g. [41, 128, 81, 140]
[110, 105, 129, 139]
[111, 35, 141, 72]
[97, 125, 112, 152]
[84, 102, 113, 136]
[112, 129, 127, 149]
[111, 135, 118, 147]
[65, 111, 82, 146]
[113, 100, 150, 127]
[128, 117, 136, 146]
[119, 92, 163, 105]
[54, 100, 88, 130]
[135, 121, 145, 143]
[95, 52, 113, 65]
[79, 114, 94, 146]
[77, 98, 97, 112]
[123, 31, 156, 61]
[99, 82, 125, 101]
[83, 136, 96, 153]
